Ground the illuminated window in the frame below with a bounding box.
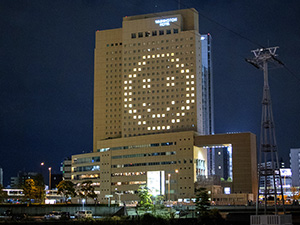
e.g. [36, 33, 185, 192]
[167, 126, 170, 129]
[176, 119, 180, 122]
[186, 106, 190, 110]
[191, 75, 194, 78]
[147, 127, 151, 130]
[124, 81, 128, 84]
[171, 101, 175, 105]
[172, 119, 175, 123]
[166, 107, 170, 111]
[186, 69, 189, 73]
[147, 109, 151, 112]
[181, 70, 184, 73]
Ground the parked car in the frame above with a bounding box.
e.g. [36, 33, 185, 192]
[0, 210, 27, 221]
[74, 210, 92, 219]
[44, 211, 70, 220]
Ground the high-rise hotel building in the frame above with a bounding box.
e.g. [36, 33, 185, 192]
[71, 8, 257, 203]
[94, 8, 213, 149]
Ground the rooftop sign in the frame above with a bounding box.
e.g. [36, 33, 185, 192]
[155, 17, 178, 27]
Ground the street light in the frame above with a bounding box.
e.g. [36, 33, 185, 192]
[168, 173, 171, 205]
[48, 167, 52, 190]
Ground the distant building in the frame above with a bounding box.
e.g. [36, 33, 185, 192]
[61, 158, 72, 180]
[10, 171, 38, 188]
[0, 167, 3, 186]
[290, 148, 300, 187]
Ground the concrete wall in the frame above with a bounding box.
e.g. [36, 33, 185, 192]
[0, 204, 121, 216]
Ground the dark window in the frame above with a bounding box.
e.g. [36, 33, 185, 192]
[159, 30, 164, 35]
[166, 29, 171, 34]
[131, 33, 136, 39]
[145, 31, 150, 37]
[173, 28, 178, 34]
[152, 30, 157, 36]
[138, 32, 143, 38]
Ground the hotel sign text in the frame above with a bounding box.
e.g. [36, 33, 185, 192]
[155, 17, 178, 27]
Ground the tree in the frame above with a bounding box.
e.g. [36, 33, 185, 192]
[137, 185, 153, 213]
[34, 174, 45, 203]
[77, 180, 97, 202]
[195, 187, 210, 218]
[291, 187, 300, 204]
[23, 179, 38, 203]
[57, 180, 76, 203]
[0, 184, 8, 203]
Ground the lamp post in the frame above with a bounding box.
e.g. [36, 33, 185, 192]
[175, 169, 179, 201]
[48, 167, 52, 190]
[168, 173, 171, 205]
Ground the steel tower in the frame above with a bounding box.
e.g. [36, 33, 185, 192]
[246, 47, 285, 215]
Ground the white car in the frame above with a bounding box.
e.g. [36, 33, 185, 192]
[75, 210, 93, 219]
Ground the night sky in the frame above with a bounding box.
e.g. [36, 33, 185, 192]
[1, 0, 299, 186]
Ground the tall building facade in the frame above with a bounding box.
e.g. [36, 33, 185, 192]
[201, 34, 214, 135]
[70, 8, 257, 204]
[93, 8, 215, 151]
[290, 148, 300, 187]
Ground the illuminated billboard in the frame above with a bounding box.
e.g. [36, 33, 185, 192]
[280, 168, 292, 177]
[147, 171, 165, 196]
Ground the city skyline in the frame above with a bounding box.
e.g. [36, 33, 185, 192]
[1, 0, 300, 185]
